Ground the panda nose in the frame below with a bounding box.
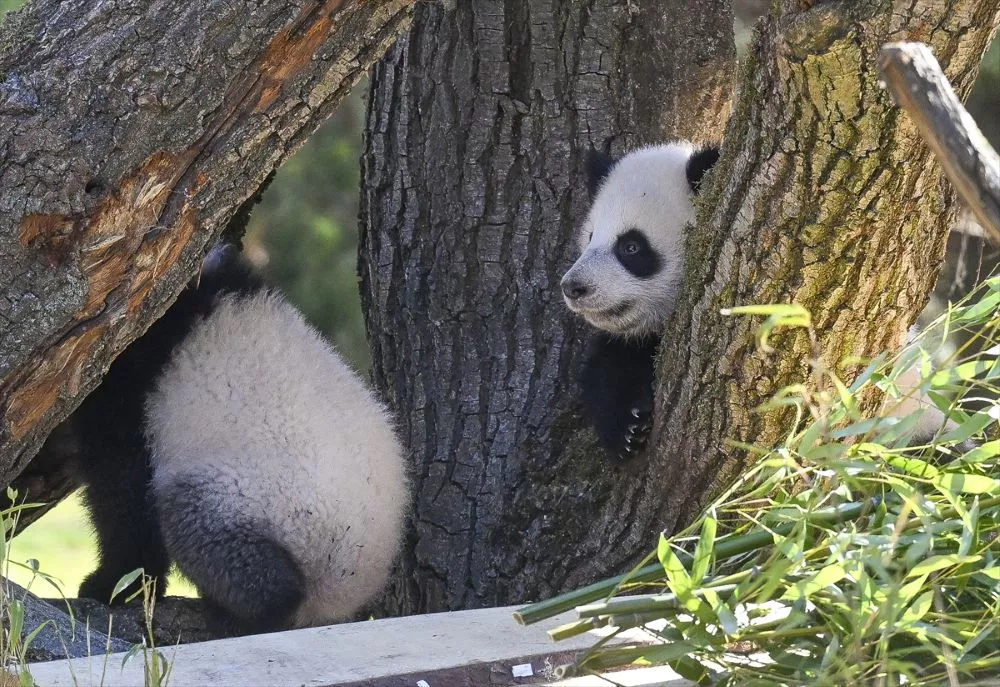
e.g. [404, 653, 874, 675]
[561, 277, 592, 300]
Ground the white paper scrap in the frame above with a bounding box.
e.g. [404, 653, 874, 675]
[511, 663, 534, 677]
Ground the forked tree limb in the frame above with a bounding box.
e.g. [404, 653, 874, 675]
[879, 42, 1000, 244]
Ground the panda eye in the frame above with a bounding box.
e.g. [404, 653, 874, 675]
[615, 229, 659, 277]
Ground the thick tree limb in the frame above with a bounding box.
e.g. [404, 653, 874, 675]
[879, 42, 1000, 244]
[4, 581, 130, 662]
[45, 596, 214, 649]
[0, 0, 415, 492]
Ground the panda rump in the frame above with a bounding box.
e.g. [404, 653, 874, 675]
[69, 247, 408, 635]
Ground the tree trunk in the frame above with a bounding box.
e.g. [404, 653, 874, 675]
[359, 0, 736, 614]
[361, 0, 1000, 616]
[0, 0, 414, 491]
[651, 0, 1000, 534]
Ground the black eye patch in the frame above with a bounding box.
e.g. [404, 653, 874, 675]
[614, 229, 660, 278]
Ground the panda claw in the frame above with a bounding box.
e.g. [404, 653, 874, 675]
[631, 408, 642, 419]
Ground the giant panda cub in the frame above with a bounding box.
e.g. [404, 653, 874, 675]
[65, 244, 408, 634]
[561, 142, 957, 460]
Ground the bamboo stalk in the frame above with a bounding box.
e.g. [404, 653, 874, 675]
[513, 499, 873, 626]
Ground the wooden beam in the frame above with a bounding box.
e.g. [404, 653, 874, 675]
[25, 606, 671, 687]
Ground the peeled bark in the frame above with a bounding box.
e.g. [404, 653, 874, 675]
[0, 0, 414, 490]
[360, 0, 736, 614]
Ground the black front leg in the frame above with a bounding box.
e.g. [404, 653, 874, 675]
[579, 332, 660, 461]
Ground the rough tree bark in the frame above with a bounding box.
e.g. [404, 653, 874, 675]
[0, 0, 415, 493]
[651, 0, 1000, 535]
[360, 0, 1000, 616]
[359, 0, 736, 614]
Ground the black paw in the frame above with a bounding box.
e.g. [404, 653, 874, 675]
[78, 567, 161, 604]
[617, 407, 653, 461]
[78, 569, 122, 604]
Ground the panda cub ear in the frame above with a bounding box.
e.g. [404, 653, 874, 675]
[686, 146, 721, 195]
[585, 147, 617, 198]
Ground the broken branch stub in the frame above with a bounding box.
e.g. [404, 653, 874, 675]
[878, 41, 1000, 243]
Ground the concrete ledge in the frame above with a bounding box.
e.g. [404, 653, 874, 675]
[26, 605, 687, 687]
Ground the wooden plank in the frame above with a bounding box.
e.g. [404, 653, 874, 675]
[26, 605, 675, 687]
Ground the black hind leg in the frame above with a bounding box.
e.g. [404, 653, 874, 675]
[72, 396, 169, 603]
[157, 479, 306, 635]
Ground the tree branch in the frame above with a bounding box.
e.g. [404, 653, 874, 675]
[0, 0, 415, 493]
[7, 579, 213, 661]
[878, 42, 1000, 244]
[4, 581, 129, 662]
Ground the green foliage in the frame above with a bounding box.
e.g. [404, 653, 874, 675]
[2, 489, 45, 685]
[3, 493, 174, 686]
[0, 0, 23, 17]
[245, 90, 369, 371]
[117, 573, 175, 687]
[518, 277, 1000, 685]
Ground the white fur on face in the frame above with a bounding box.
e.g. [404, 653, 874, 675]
[562, 142, 698, 336]
[145, 291, 408, 627]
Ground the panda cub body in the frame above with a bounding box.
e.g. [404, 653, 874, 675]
[562, 142, 955, 460]
[560, 142, 719, 460]
[67, 246, 408, 634]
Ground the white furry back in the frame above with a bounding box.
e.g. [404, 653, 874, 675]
[145, 291, 408, 626]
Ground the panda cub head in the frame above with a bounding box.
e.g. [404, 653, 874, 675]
[561, 142, 719, 336]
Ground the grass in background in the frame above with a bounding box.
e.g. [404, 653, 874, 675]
[7, 493, 197, 599]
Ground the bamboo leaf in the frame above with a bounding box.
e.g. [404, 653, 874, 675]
[938, 411, 993, 444]
[959, 499, 979, 556]
[933, 472, 1000, 495]
[783, 564, 846, 601]
[899, 590, 934, 626]
[959, 440, 1000, 464]
[907, 554, 981, 578]
[884, 454, 940, 479]
[657, 534, 692, 599]
[669, 655, 713, 682]
[849, 353, 888, 393]
[110, 568, 144, 604]
[691, 510, 717, 585]
[633, 642, 700, 665]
